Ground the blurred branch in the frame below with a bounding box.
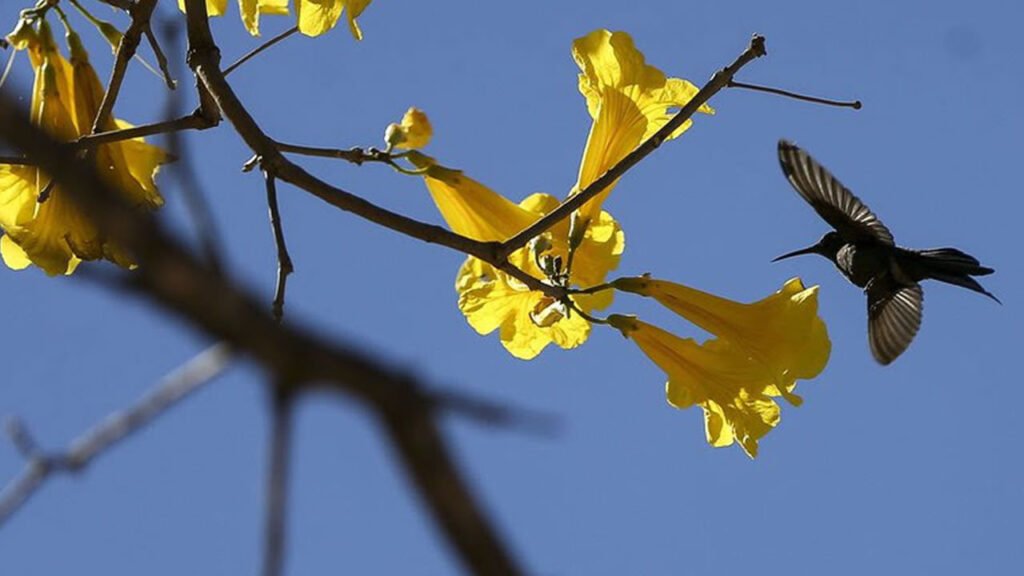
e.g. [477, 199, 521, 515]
[0, 343, 234, 526]
[262, 387, 294, 576]
[0, 88, 526, 574]
[497, 34, 768, 258]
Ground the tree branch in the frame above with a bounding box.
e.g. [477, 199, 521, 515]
[497, 34, 768, 259]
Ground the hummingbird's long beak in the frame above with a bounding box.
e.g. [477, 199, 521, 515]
[771, 243, 821, 262]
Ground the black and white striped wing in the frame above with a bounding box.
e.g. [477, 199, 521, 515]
[778, 140, 895, 245]
[867, 282, 924, 365]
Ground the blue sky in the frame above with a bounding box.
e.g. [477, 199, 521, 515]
[1, 0, 1021, 574]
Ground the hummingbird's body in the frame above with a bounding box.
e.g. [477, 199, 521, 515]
[774, 140, 997, 365]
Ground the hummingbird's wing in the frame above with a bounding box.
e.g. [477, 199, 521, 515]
[867, 280, 924, 365]
[778, 140, 895, 245]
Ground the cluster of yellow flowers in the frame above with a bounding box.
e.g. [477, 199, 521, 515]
[1, 18, 166, 275]
[386, 30, 831, 457]
[0, 1, 832, 457]
[178, 0, 372, 38]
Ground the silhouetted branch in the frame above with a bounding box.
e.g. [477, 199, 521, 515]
[0, 343, 234, 526]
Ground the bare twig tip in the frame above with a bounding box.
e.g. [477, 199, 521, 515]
[750, 34, 767, 57]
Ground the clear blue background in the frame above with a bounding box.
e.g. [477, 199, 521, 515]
[1, 1, 1021, 574]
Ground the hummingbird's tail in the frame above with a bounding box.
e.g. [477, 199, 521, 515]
[912, 247, 1000, 302]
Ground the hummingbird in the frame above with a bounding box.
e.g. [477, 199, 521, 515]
[772, 140, 998, 365]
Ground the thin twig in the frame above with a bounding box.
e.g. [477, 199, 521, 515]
[143, 24, 176, 90]
[0, 343, 234, 526]
[274, 141, 391, 166]
[262, 387, 294, 576]
[728, 80, 861, 109]
[497, 34, 769, 259]
[265, 171, 293, 322]
[224, 26, 299, 77]
[90, 0, 159, 135]
[75, 113, 211, 147]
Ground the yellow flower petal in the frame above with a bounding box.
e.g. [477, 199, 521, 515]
[610, 315, 783, 458]
[0, 165, 37, 230]
[456, 239, 592, 360]
[240, 0, 291, 36]
[297, 0, 371, 38]
[417, 162, 626, 344]
[345, 0, 372, 40]
[571, 30, 713, 221]
[441, 185, 614, 359]
[0, 235, 31, 270]
[569, 205, 625, 289]
[297, 0, 342, 37]
[415, 161, 540, 243]
[613, 276, 832, 404]
[412, 155, 626, 284]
